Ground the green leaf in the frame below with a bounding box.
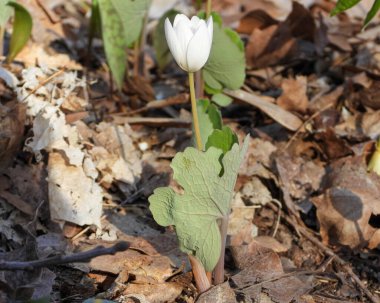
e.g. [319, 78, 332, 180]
[153, 9, 178, 71]
[211, 93, 232, 107]
[196, 99, 222, 150]
[110, 0, 151, 46]
[98, 0, 127, 89]
[364, 0, 380, 28]
[0, 0, 12, 27]
[88, 0, 102, 50]
[149, 136, 249, 271]
[206, 126, 238, 155]
[6, 1, 32, 63]
[203, 18, 245, 91]
[330, 0, 361, 16]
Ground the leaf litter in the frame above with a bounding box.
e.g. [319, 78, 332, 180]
[1, 0, 380, 302]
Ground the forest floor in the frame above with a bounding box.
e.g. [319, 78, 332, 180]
[1, 0, 380, 302]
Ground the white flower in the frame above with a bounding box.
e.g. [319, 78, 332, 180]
[165, 14, 213, 73]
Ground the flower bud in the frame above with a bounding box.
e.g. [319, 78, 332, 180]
[165, 14, 213, 73]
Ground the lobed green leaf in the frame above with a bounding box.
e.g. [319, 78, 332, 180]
[149, 136, 249, 271]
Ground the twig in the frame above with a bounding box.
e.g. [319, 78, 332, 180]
[270, 199, 282, 237]
[285, 103, 334, 149]
[21, 69, 65, 103]
[0, 241, 130, 271]
[72, 214, 107, 240]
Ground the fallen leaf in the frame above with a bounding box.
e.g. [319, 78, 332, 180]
[314, 128, 353, 159]
[245, 3, 315, 69]
[0, 101, 25, 172]
[48, 151, 103, 227]
[225, 89, 303, 131]
[231, 242, 313, 303]
[277, 76, 308, 113]
[312, 156, 380, 248]
[121, 282, 183, 303]
[274, 151, 325, 201]
[197, 282, 237, 303]
[335, 110, 380, 140]
[237, 9, 278, 34]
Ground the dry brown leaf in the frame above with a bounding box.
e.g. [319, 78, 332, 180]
[225, 89, 303, 131]
[312, 156, 380, 248]
[277, 76, 308, 113]
[308, 85, 343, 113]
[121, 282, 183, 303]
[335, 110, 380, 140]
[275, 151, 325, 201]
[246, 2, 315, 69]
[231, 242, 313, 303]
[0, 191, 34, 216]
[254, 236, 288, 253]
[0, 102, 25, 172]
[89, 248, 174, 283]
[197, 282, 237, 303]
[237, 10, 278, 34]
[314, 128, 353, 159]
[246, 24, 295, 68]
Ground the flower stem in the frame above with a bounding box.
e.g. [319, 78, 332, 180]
[214, 214, 229, 284]
[0, 26, 4, 58]
[189, 72, 202, 150]
[206, 0, 212, 18]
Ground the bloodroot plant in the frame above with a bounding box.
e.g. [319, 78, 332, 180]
[148, 13, 248, 293]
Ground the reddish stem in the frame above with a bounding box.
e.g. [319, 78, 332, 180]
[189, 254, 211, 293]
[213, 215, 229, 284]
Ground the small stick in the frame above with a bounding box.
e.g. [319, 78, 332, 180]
[270, 199, 282, 237]
[0, 241, 130, 271]
[21, 69, 65, 103]
[285, 103, 334, 149]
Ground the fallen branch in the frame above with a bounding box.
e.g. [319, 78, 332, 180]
[0, 241, 129, 271]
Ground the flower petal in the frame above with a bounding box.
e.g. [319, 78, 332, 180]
[186, 21, 212, 72]
[173, 14, 190, 28]
[174, 19, 194, 70]
[206, 16, 213, 41]
[164, 18, 184, 69]
[190, 16, 202, 33]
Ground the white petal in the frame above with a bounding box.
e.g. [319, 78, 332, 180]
[173, 14, 190, 28]
[174, 19, 194, 70]
[186, 22, 212, 72]
[206, 16, 213, 41]
[164, 18, 184, 69]
[190, 16, 202, 33]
